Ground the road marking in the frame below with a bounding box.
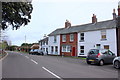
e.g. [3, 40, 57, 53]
[25, 56, 29, 59]
[42, 67, 63, 80]
[0, 52, 8, 61]
[30, 59, 38, 64]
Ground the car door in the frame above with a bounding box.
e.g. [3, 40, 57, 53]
[107, 50, 116, 63]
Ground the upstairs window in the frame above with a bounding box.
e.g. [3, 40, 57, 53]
[70, 34, 74, 42]
[101, 30, 107, 40]
[80, 33, 84, 42]
[62, 35, 66, 42]
[54, 36, 57, 43]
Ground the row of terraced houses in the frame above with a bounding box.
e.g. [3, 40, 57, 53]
[39, 3, 120, 57]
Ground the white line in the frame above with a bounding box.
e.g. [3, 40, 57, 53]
[31, 59, 38, 64]
[25, 56, 29, 59]
[0, 52, 8, 61]
[42, 67, 63, 80]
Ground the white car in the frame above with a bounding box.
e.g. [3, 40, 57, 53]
[113, 56, 120, 69]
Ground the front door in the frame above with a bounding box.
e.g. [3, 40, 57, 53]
[72, 47, 75, 56]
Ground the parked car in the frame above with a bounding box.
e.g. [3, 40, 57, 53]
[86, 49, 116, 66]
[113, 56, 120, 69]
[29, 49, 44, 55]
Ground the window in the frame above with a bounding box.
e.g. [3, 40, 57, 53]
[62, 46, 71, 52]
[51, 46, 54, 53]
[80, 33, 84, 42]
[104, 45, 109, 49]
[62, 35, 66, 42]
[55, 46, 58, 52]
[62, 46, 66, 52]
[101, 30, 106, 40]
[54, 36, 57, 43]
[80, 46, 84, 55]
[46, 48, 48, 54]
[67, 46, 71, 52]
[70, 34, 74, 42]
[96, 44, 101, 49]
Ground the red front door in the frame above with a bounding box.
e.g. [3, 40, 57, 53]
[72, 47, 75, 56]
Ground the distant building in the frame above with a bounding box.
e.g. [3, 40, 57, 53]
[39, 37, 49, 55]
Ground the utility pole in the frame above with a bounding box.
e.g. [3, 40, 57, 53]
[25, 35, 26, 43]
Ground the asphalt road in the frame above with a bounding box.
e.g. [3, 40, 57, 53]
[2, 51, 119, 80]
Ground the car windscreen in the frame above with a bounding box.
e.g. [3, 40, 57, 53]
[88, 49, 99, 55]
[100, 49, 108, 54]
[34, 49, 38, 51]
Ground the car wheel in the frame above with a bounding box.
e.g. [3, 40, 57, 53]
[114, 61, 120, 69]
[99, 60, 104, 66]
[87, 61, 91, 64]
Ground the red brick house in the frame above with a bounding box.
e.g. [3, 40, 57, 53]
[60, 20, 77, 56]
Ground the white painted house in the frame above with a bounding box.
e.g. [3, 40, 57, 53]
[78, 21, 117, 56]
[39, 37, 49, 55]
[48, 33, 61, 55]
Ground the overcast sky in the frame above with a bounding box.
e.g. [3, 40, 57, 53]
[5, 0, 118, 46]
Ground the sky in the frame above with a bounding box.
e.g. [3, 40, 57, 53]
[5, 0, 119, 46]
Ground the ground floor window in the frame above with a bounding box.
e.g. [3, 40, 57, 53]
[104, 45, 109, 49]
[51, 46, 54, 53]
[62, 45, 71, 52]
[79, 46, 84, 55]
[55, 46, 58, 52]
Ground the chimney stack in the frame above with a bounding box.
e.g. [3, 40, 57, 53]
[118, 2, 120, 16]
[112, 9, 116, 20]
[65, 20, 71, 28]
[92, 14, 97, 23]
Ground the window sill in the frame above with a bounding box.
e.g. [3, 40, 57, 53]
[101, 39, 107, 41]
[79, 40, 84, 42]
[79, 53, 84, 55]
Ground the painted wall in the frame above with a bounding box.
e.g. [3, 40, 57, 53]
[78, 28, 117, 56]
[48, 35, 60, 55]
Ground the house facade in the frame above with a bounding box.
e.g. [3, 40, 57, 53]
[39, 37, 48, 55]
[48, 34, 60, 55]
[48, 3, 120, 57]
[78, 26, 117, 57]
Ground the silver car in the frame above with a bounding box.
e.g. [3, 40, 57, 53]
[113, 56, 120, 69]
[86, 49, 116, 66]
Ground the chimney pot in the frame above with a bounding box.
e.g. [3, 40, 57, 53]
[65, 19, 71, 28]
[113, 9, 116, 20]
[92, 14, 97, 23]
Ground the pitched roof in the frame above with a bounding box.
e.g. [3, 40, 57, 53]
[48, 20, 116, 36]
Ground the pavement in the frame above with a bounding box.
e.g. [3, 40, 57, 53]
[2, 51, 119, 80]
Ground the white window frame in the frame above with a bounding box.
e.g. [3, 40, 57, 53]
[101, 30, 107, 40]
[70, 34, 74, 42]
[62, 46, 71, 52]
[80, 33, 84, 42]
[80, 46, 84, 55]
[54, 36, 57, 43]
[62, 35, 66, 42]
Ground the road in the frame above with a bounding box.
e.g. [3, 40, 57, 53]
[2, 51, 119, 80]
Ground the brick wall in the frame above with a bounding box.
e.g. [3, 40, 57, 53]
[60, 33, 78, 56]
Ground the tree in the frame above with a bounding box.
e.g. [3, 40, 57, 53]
[2, 2, 33, 30]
